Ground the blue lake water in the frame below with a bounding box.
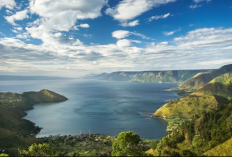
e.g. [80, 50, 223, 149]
[0, 79, 180, 139]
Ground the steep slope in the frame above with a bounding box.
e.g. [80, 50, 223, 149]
[153, 71, 232, 119]
[102, 70, 210, 83]
[153, 94, 228, 119]
[179, 64, 232, 90]
[156, 101, 232, 156]
[203, 137, 232, 156]
[192, 72, 232, 99]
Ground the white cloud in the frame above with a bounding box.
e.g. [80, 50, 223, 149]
[193, 0, 212, 3]
[112, 30, 130, 39]
[43, 10, 79, 31]
[193, 0, 205, 3]
[130, 40, 142, 44]
[1, 5, 232, 78]
[29, 0, 107, 19]
[199, 59, 232, 65]
[105, 0, 176, 21]
[0, 32, 6, 37]
[112, 30, 151, 40]
[148, 13, 170, 22]
[130, 32, 151, 40]
[12, 30, 18, 33]
[116, 39, 132, 48]
[15, 27, 23, 31]
[79, 23, 90, 28]
[5, 9, 13, 15]
[25, 0, 107, 46]
[190, 0, 212, 8]
[16, 33, 30, 39]
[189, 4, 202, 9]
[54, 33, 62, 37]
[164, 31, 175, 36]
[121, 19, 139, 27]
[83, 34, 92, 38]
[163, 28, 181, 36]
[0, 0, 16, 10]
[5, 9, 29, 25]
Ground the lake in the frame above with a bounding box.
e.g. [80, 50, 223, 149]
[0, 79, 180, 139]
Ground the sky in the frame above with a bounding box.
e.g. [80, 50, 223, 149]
[0, 0, 232, 77]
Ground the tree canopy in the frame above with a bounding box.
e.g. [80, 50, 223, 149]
[18, 143, 57, 156]
[111, 131, 143, 156]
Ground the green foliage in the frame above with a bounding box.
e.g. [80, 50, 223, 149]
[182, 149, 196, 156]
[150, 140, 159, 150]
[19, 143, 57, 156]
[204, 137, 232, 156]
[111, 131, 143, 156]
[0, 154, 9, 156]
[153, 94, 227, 120]
[153, 100, 232, 156]
[170, 151, 181, 156]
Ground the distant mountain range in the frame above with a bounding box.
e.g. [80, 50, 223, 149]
[82, 72, 108, 79]
[0, 75, 69, 81]
[85, 69, 214, 83]
[153, 64, 232, 119]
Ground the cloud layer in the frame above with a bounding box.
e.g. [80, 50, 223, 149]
[1, 27, 232, 76]
[0, 0, 231, 77]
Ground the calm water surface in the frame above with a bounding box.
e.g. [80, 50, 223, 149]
[0, 79, 180, 139]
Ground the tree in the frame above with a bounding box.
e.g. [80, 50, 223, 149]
[111, 131, 143, 156]
[18, 143, 57, 156]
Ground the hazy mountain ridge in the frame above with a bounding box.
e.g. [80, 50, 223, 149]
[0, 75, 69, 81]
[99, 70, 212, 83]
[82, 73, 108, 79]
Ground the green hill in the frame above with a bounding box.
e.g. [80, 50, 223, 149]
[102, 70, 211, 83]
[151, 100, 232, 156]
[153, 94, 228, 119]
[153, 70, 232, 131]
[151, 65, 232, 156]
[22, 89, 68, 104]
[179, 64, 232, 90]
[0, 90, 67, 155]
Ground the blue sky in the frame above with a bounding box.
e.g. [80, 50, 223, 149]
[0, 0, 232, 77]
